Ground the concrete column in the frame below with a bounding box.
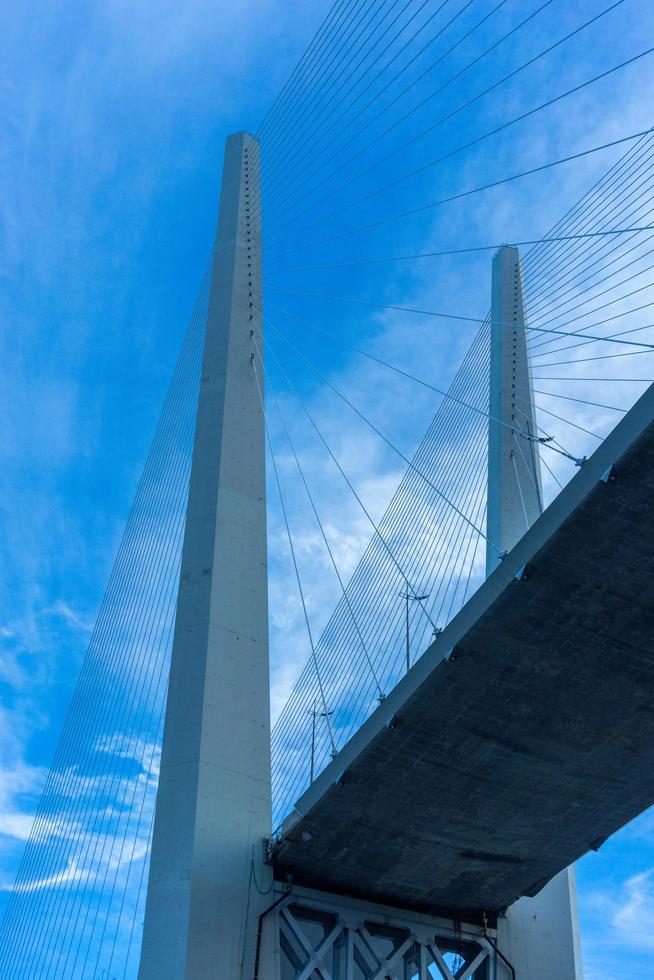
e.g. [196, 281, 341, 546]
[487, 246, 582, 980]
[486, 245, 543, 575]
[138, 132, 271, 979]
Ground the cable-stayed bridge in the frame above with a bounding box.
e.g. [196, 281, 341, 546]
[2, 0, 654, 977]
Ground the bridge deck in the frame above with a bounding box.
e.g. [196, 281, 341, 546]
[272, 385, 654, 921]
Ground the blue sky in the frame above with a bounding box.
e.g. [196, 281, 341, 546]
[2, 0, 654, 976]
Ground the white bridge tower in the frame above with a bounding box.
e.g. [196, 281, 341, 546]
[488, 245, 583, 979]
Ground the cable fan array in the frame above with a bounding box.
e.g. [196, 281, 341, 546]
[2, 0, 654, 975]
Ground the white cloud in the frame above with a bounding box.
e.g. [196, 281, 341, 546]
[612, 869, 654, 951]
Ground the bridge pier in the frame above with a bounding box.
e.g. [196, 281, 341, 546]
[488, 246, 583, 980]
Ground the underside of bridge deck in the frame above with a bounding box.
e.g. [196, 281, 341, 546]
[272, 386, 654, 922]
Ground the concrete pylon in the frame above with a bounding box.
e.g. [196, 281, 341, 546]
[487, 246, 583, 979]
[138, 132, 271, 979]
[486, 245, 543, 575]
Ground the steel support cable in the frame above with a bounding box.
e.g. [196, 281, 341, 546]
[262, 332, 484, 773]
[24, 390, 194, 980]
[262, 285, 654, 351]
[520, 129, 654, 272]
[459, 506, 487, 609]
[273, 130, 652, 269]
[529, 231, 654, 337]
[519, 150, 654, 327]
[266, 142, 652, 296]
[259, 0, 469, 216]
[258, 0, 404, 161]
[0, 304, 208, 972]
[258, 0, 442, 202]
[3, 262, 208, 964]
[318, 394, 487, 735]
[255, 0, 381, 188]
[482, 131, 654, 352]
[45, 453, 189, 978]
[525, 238, 654, 344]
[0, 269, 209, 976]
[538, 446, 564, 491]
[265, 128, 653, 259]
[261, 297, 585, 464]
[511, 426, 545, 503]
[534, 347, 654, 368]
[372, 434, 483, 694]
[265, 284, 654, 358]
[270, 316, 596, 780]
[267, 328, 492, 790]
[266, 318, 499, 552]
[511, 396, 570, 461]
[265, 225, 654, 275]
[271, 422, 488, 803]
[529, 279, 654, 356]
[255, 340, 385, 701]
[532, 389, 627, 413]
[264, 26, 646, 248]
[254, 0, 435, 218]
[9, 458, 186, 975]
[68, 544, 182, 980]
[0, 255, 206, 911]
[520, 171, 654, 320]
[272, 410, 490, 809]
[253, 359, 338, 756]
[95, 686, 169, 980]
[256, 0, 406, 201]
[265, 128, 654, 274]
[121, 805, 156, 980]
[106, 698, 168, 978]
[512, 401, 559, 483]
[441, 464, 488, 626]
[428, 435, 488, 634]
[509, 418, 542, 507]
[255, 0, 355, 142]
[267, 326, 491, 778]
[516, 393, 604, 440]
[264, 382, 484, 772]
[533, 375, 654, 382]
[261, 0, 503, 223]
[265, 163, 654, 287]
[527, 264, 654, 357]
[528, 295, 654, 359]
[523, 142, 654, 274]
[522, 174, 654, 324]
[522, 159, 654, 301]
[256, 0, 376, 152]
[260, 0, 557, 226]
[530, 321, 654, 365]
[525, 212, 654, 342]
[525, 224, 654, 347]
[510, 450, 531, 531]
[9, 517, 179, 977]
[263, 327, 490, 732]
[266, 336, 498, 796]
[86, 634, 173, 980]
[511, 395, 576, 465]
[264, 0, 613, 231]
[522, 141, 654, 299]
[266, 320, 492, 608]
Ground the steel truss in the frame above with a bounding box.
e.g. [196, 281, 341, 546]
[263, 886, 497, 980]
